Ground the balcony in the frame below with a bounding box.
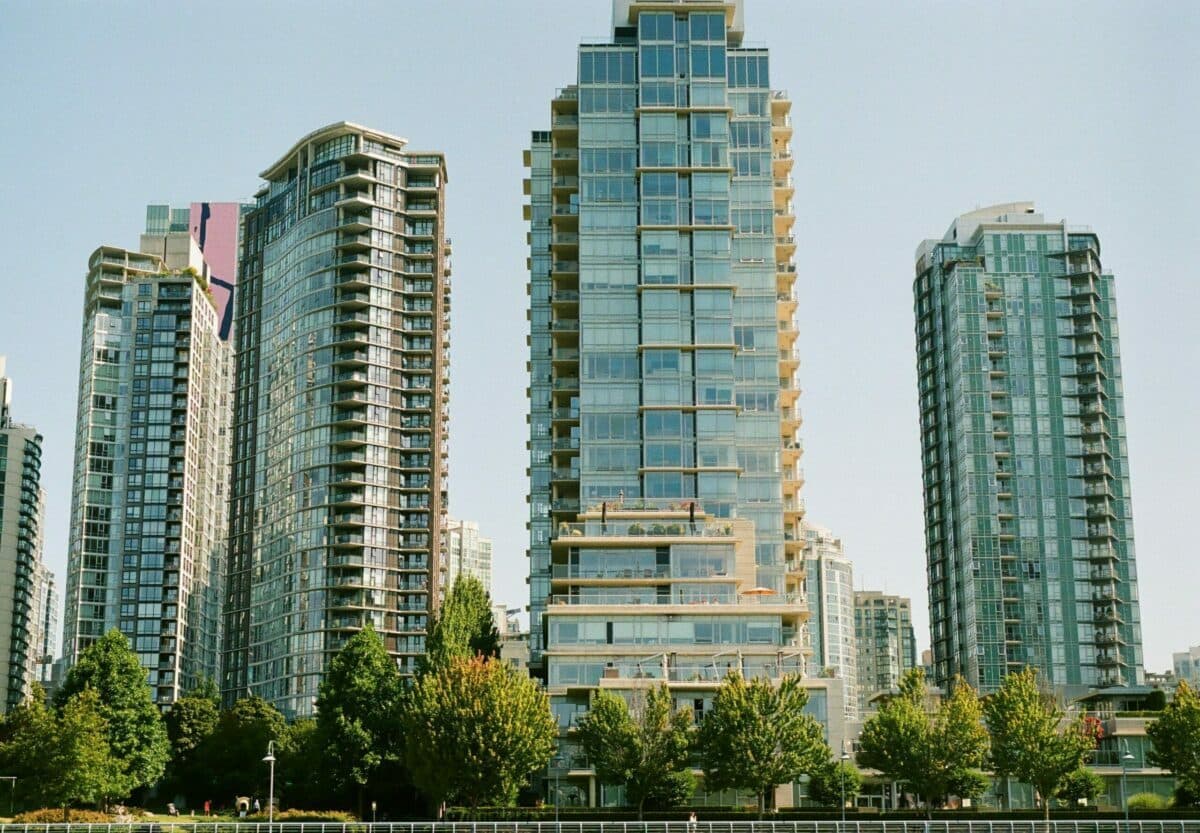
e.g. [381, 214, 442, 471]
[555, 519, 734, 541]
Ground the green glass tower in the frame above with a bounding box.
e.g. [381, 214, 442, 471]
[914, 202, 1143, 693]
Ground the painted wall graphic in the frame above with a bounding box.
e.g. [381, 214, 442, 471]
[189, 202, 242, 341]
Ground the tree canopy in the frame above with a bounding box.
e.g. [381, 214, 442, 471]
[401, 656, 555, 810]
[1146, 680, 1200, 807]
[857, 669, 989, 815]
[421, 575, 500, 671]
[576, 683, 695, 818]
[807, 760, 863, 810]
[203, 696, 289, 801]
[162, 690, 220, 804]
[315, 623, 405, 816]
[55, 629, 170, 799]
[983, 667, 1099, 819]
[697, 672, 828, 816]
[0, 686, 123, 816]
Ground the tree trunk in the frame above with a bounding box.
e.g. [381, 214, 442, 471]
[637, 796, 645, 821]
[357, 785, 364, 823]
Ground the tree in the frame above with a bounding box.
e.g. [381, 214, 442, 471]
[163, 691, 220, 804]
[401, 656, 555, 810]
[0, 687, 122, 817]
[50, 689, 125, 814]
[697, 672, 828, 817]
[204, 696, 289, 802]
[0, 686, 61, 811]
[575, 683, 694, 818]
[807, 760, 862, 809]
[421, 575, 500, 671]
[55, 629, 170, 799]
[857, 669, 989, 815]
[1147, 680, 1200, 806]
[984, 667, 1100, 820]
[1056, 768, 1106, 806]
[315, 623, 405, 817]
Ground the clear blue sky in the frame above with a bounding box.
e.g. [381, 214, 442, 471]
[2, 1, 1196, 671]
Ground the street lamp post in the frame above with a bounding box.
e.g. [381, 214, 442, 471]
[553, 754, 563, 825]
[262, 740, 276, 831]
[840, 750, 851, 827]
[1121, 746, 1135, 833]
[371, 801, 377, 824]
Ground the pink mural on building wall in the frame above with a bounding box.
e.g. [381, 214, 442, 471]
[189, 202, 242, 341]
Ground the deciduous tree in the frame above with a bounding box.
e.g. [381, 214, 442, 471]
[697, 673, 828, 817]
[402, 656, 555, 810]
[576, 684, 694, 818]
[163, 689, 220, 804]
[1147, 680, 1200, 807]
[857, 669, 989, 815]
[421, 576, 500, 671]
[55, 629, 169, 799]
[315, 623, 405, 817]
[1056, 768, 1106, 806]
[204, 696, 289, 802]
[0, 687, 123, 816]
[984, 667, 1100, 820]
[807, 760, 863, 810]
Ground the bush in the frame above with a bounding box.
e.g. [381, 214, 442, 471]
[13, 809, 112, 823]
[242, 809, 357, 822]
[1127, 792, 1169, 811]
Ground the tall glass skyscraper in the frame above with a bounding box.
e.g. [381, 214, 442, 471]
[0, 357, 49, 711]
[223, 123, 451, 717]
[63, 206, 238, 705]
[914, 202, 1142, 692]
[526, 0, 821, 805]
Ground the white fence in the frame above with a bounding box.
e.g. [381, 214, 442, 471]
[4, 822, 1200, 833]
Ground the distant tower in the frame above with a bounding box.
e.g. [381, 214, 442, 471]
[802, 521, 858, 719]
[0, 357, 49, 710]
[62, 204, 238, 705]
[854, 591, 916, 706]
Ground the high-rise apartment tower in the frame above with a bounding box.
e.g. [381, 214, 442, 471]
[914, 203, 1142, 692]
[802, 521, 857, 720]
[0, 358, 49, 710]
[223, 123, 451, 717]
[525, 0, 816, 803]
[62, 206, 238, 705]
[446, 518, 493, 595]
[853, 590, 916, 707]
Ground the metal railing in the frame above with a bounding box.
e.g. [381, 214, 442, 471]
[5, 823, 1199, 833]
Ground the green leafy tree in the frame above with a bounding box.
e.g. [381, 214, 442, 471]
[0, 686, 61, 811]
[697, 672, 828, 816]
[857, 669, 989, 816]
[0, 687, 123, 817]
[51, 689, 126, 814]
[315, 623, 405, 817]
[204, 696, 289, 802]
[163, 690, 220, 804]
[1147, 680, 1200, 807]
[807, 760, 862, 809]
[401, 656, 555, 810]
[55, 629, 170, 799]
[421, 575, 500, 671]
[576, 683, 694, 818]
[984, 667, 1100, 820]
[276, 718, 340, 811]
[1056, 768, 1106, 806]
